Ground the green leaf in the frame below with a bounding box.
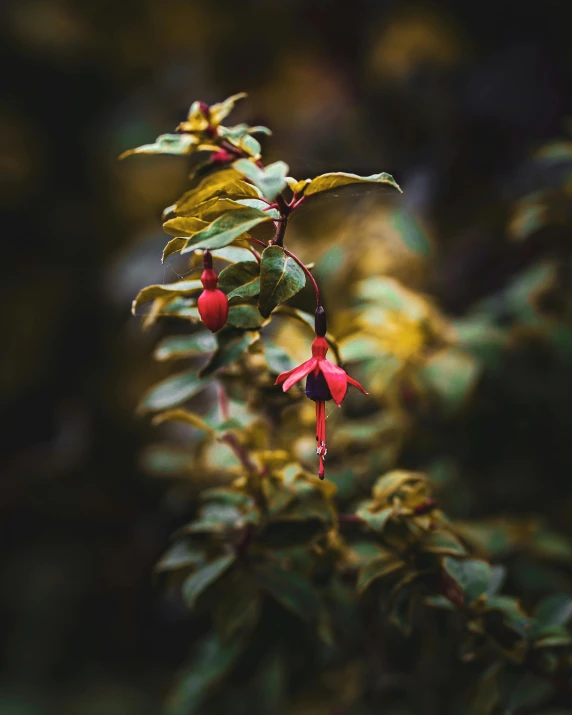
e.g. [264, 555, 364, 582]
[258, 246, 306, 317]
[387, 207, 430, 255]
[218, 123, 250, 141]
[535, 593, 572, 627]
[389, 588, 416, 636]
[356, 505, 393, 532]
[452, 318, 508, 370]
[120, 133, 197, 159]
[213, 576, 261, 641]
[209, 246, 258, 263]
[161, 298, 201, 321]
[182, 503, 250, 534]
[486, 565, 506, 597]
[165, 632, 246, 715]
[301, 170, 402, 197]
[132, 280, 203, 314]
[140, 444, 193, 476]
[234, 198, 280, 219]
[443, 558, 492, 604]
[505, 673, 553, 714]
[419, 348, 480, 414]
[234, 133, 261, 158]
[226, 304, 265, 329]
[233, 159, 289, 200]
[139, 370, 211, 413]
[181, 208, 272, 253]
[486, 596, 532, 639]
[254, 563, 319, 621]
[348, 541, 390, 566]
[218, 261, 261, 300]
[257, 519, 327, 548]
[534, 624, 572, 648]
[264, 342, 296, 374]
[156, 541, 205, 572]
[470, 662, 502, 715]
[199, 331, 259, 377]
[182, 554, 236, 609]
[422, 530, 468, 556]
[425, 595, 455, 610]
[357, 553, 406, 593]
[154, 332, 217, 361]
[249, 125, 272, 136]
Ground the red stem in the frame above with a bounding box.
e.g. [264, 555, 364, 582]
[244, 236, 321, 306]
[221, 433, 258, 473]
[283, 247, 321, 306]
[249, 247, 261, 264]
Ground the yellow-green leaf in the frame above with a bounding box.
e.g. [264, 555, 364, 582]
[209, 92, 248, 125]
[152, 409, 216, 436]
[357, 554, 406, 593]
[285, 177, 311, 194]
[162, 237, 189, 262]
[175, 170, 259, 215]
[132, 280, 202, 314]
[163, 216, 208, 238]
[119, 133, 197, 159]
[422, 530, 468, 556]
[179, 100, 210, 132]
[302, 171, 402, 196]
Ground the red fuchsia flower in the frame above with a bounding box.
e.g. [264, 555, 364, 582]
[275, 306, 367, 479]
[197, 250, 229, 333]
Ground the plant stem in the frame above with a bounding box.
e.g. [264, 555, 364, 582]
[244, 236, 321, 306]
[245, 236, 267, 248]
[221, 432, 258, 473]
[283, 247, 321, 306]
[249, 247, 262, 264]
[272, 218, 288, 247]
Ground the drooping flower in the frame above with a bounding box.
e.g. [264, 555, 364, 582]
[197, 250, 229, 333]
[275, 306, 367, 479]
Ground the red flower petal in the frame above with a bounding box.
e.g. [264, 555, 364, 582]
[275, 357, 318, 392]
[346, 375, 368, 395]
[318, 359, 348, 406]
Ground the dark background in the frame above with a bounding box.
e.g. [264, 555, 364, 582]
[2, 1, 572, 712]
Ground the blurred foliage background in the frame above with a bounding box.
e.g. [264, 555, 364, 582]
[3, 1, 572, 713]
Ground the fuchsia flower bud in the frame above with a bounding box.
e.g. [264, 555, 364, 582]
[197, 250, 228, 333]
